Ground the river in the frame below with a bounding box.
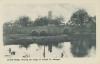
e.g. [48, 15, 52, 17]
[4, 42, 96, 58]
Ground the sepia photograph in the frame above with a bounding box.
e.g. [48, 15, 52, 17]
[2, 3, 96, 59]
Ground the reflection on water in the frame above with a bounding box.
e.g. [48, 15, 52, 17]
[87, 46, 96, 57]
[4, 42, 95, 58]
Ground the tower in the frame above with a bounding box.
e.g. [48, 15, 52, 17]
[48, 11, 52, 20]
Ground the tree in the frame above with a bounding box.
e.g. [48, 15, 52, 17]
[16, 16, 32, 27]
[70, 9, 89, 25]
[67, 9, 90, 34]
[88, 16, 96, 33]
[67, 9, 96, 57]
[49, 16, 64, 25]
[3, 22, 13, 34]
[33, 17, 48, 26]
[33, 16, 64, 26]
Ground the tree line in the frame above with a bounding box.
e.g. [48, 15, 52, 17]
[3, 9, 96, 35]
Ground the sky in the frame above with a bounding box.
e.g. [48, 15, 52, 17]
[0, 3, 96, 23]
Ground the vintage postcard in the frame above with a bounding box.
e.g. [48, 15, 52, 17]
[0, 0, 98, 64]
